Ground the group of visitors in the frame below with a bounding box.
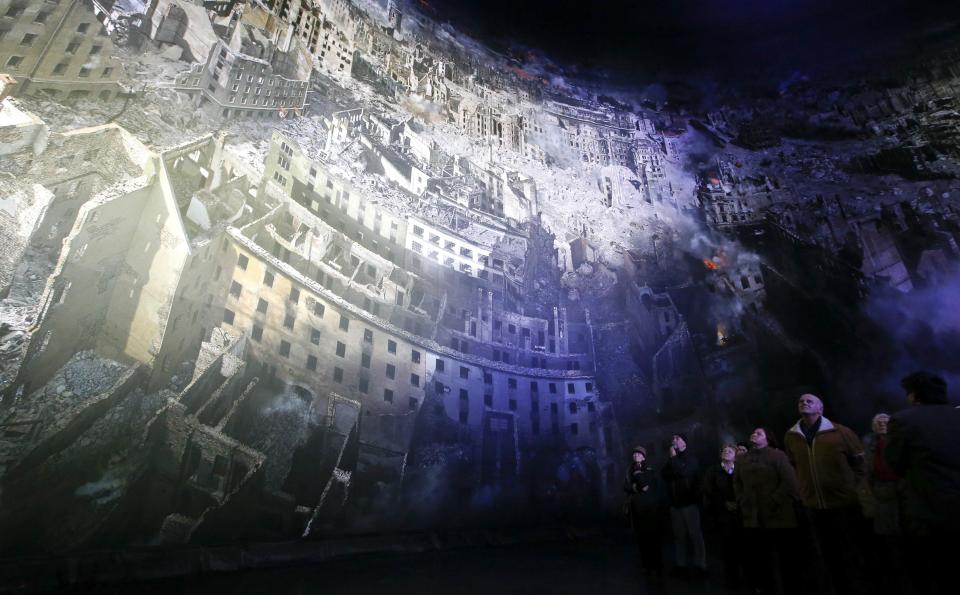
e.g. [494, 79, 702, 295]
[623, 371, 960, 595]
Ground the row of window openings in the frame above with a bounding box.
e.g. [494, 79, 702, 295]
[238, 255, 386, 334]
[230, 261, 418, 352]
[449, 326, 565, 365]
[450, 411, 578, 434]
[443, 383, 596, 430]
[228, 95, 296, 107]
[14, 29, 99, 50]
[244, 344, 597, 420]
[235, 295, 587, 392]
[231, 70, 306, 88]
[435, 359, 593, 394]
[227, 308, 590, 396]
[247, 313, 412, 362]
[5, 56, 111, 79]
[333, 363, 420, 411]
[410, 226, 505, 267]
[5, 9, 99, 30]
[227, 83, 296, 99]
[231, 262, 587, 389]
[234, 267, 579, 378]
[475, 393, 596, 415]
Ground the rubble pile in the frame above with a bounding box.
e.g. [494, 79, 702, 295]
[31, 351, 130, 406]
[241, 390, 320, 489]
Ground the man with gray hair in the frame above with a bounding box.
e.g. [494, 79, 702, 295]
[784, 393, 866, 593]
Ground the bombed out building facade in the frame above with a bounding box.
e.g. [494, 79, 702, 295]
[1, 0, 960, 563]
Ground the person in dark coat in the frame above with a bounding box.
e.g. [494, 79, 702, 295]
[884, 371, 960, 595]
[661, 433, 706, 577]
[734, 428, 803, 595]
[701, 443, 743, 587]
[624, 445, 664, 577]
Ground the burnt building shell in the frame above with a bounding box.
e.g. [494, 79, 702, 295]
[0, 0, 124, 101]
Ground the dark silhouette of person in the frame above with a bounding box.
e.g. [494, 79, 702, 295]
[624, 445, 664, 579]
[736, 427, 802, 595]
[661, 433, 707, 577]
[885, 371, 960, 595]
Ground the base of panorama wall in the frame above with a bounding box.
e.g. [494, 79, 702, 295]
[0, 523, 628, 593]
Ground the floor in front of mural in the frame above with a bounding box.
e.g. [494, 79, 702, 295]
[70, 537, 725, 595]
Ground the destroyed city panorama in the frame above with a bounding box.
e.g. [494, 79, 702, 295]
[0, 0, 958, 562]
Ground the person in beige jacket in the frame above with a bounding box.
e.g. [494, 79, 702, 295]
[783, 394, 867, 594]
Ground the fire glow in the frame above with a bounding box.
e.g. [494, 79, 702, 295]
[716, 323, 729, 347]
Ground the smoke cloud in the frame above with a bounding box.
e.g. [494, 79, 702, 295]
[854, 266, 960, 408]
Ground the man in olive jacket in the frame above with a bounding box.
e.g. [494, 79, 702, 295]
[784, 395, 865, 510]
[783, 394, 866, 593]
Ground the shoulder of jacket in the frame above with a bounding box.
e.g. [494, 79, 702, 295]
[783, 431, 803, 445]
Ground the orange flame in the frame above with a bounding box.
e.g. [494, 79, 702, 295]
[717, 323, 729, 347]
[703, 258, 720, 270]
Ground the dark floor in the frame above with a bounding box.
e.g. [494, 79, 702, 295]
[69, 537, 733, 595]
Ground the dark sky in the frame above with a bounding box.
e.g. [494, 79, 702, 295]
[426, 0, 960, 79]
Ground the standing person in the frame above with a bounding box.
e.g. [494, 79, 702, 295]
[734, 428, 802, 595]
[861, 412, 905, 595]
[783, 393, 867, 594]
[661, 433, 707, 578]
[884, 372, 960, 595]
[861, 413, 900, 536]
[736, 441, 750, 457]
[701, 443, 743, 587]
[624, 446, 664, 579]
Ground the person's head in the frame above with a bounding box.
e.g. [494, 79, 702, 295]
[671, 433, 688, 452]
[736, 441, 750, 455]
[901, 371, 948, 405]
[631, 446, 647, 465]
[872, 413, 891, 435]
[798, 393, 824, 419]
[720, 443, 737, 462]
[750, 427, 777, 449]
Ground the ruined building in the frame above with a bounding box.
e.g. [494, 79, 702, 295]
[174, 39, 309, 119]
[0, 99, 266, 397]
[698, 161, 777, 230]
[229, 130, 621, 516]
[0, 0, 123, 100]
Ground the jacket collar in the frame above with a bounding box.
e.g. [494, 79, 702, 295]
[788, 416, 835, 436]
